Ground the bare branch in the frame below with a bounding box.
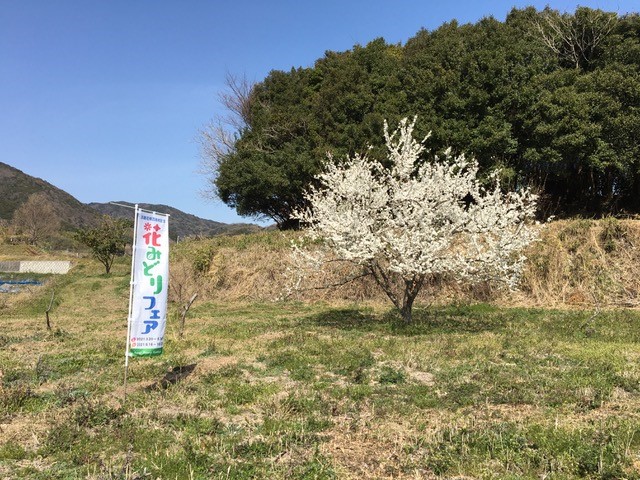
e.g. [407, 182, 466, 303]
[199, 73, 256, 201]
[179, 293, 198, 339]
[45, 290, 55, 331]
[286, 271, 371, 297]
[220, 72, 254, 129]
[533, 8, 618, 69]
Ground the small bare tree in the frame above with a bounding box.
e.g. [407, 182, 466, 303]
[12, 193, 60, 246]
[0, 219, 10, 244]
[169, 258, 202, 339]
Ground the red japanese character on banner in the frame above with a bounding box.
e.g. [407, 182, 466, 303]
[143, 224, 162, 246]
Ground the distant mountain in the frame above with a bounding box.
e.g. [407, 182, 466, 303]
[0, 162, 260, 237]
[0, 162, 99, 228]
[88, 201, 262, 239]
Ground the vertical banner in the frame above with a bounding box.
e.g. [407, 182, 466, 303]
[128, 209, 169, 357]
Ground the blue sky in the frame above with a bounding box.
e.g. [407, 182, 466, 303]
[1, 1, 636, 225]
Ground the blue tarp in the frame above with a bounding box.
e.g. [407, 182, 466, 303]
[0, 279, 42, 293]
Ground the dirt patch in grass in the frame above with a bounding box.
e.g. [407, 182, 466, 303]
[0, 416, 48, 451]
[193, 355, 238, 377]
[321, 405, 442, 479]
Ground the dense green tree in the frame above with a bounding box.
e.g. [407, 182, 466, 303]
[202, 7, 640, 226]
[74, 216, 132, 274]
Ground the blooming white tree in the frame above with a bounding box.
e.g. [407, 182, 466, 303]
[292, 117, 539, 324]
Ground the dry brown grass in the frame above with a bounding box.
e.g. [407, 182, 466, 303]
[5, 218, 640, 309]
[0, 243, 60, 262]
[171, 219, 640, 309]
[517, 218, 640, 308]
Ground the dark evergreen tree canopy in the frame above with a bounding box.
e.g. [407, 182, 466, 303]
[205, 7, 640, 227]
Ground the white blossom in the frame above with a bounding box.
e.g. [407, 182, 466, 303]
[292, 117, 539, 323]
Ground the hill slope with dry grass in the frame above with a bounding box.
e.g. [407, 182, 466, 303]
[169, 218, 640, 309]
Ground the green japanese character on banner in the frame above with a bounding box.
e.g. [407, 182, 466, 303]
[146, 247, 162, 261]
[150, 275, 163, 294]
[143, 261, 159, 276]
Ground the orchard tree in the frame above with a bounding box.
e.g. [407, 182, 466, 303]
[12, 192, 60, 245]
[293, 118, 539, 324]
[75, 216, 131, 274]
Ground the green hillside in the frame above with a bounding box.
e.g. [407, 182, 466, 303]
[0, 163, 263, 239]
[0, 162, 99, 229]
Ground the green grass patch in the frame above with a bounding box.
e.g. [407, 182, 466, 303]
[4, 264, 640, 478]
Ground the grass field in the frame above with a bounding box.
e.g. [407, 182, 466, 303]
[3, 255, 640, 479]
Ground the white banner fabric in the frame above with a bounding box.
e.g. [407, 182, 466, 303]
[129, 210, 169, 357]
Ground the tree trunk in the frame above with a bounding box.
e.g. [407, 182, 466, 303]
[179, 293, 198, 339]
[104, 257, 112, 274]
[45, 290, 54, 331]
[400, 277, 424, 325]
[400, 303, 413, 324]
[368, 264, 424, 325]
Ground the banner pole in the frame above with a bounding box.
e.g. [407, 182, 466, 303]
[124, 204, 140, 402]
